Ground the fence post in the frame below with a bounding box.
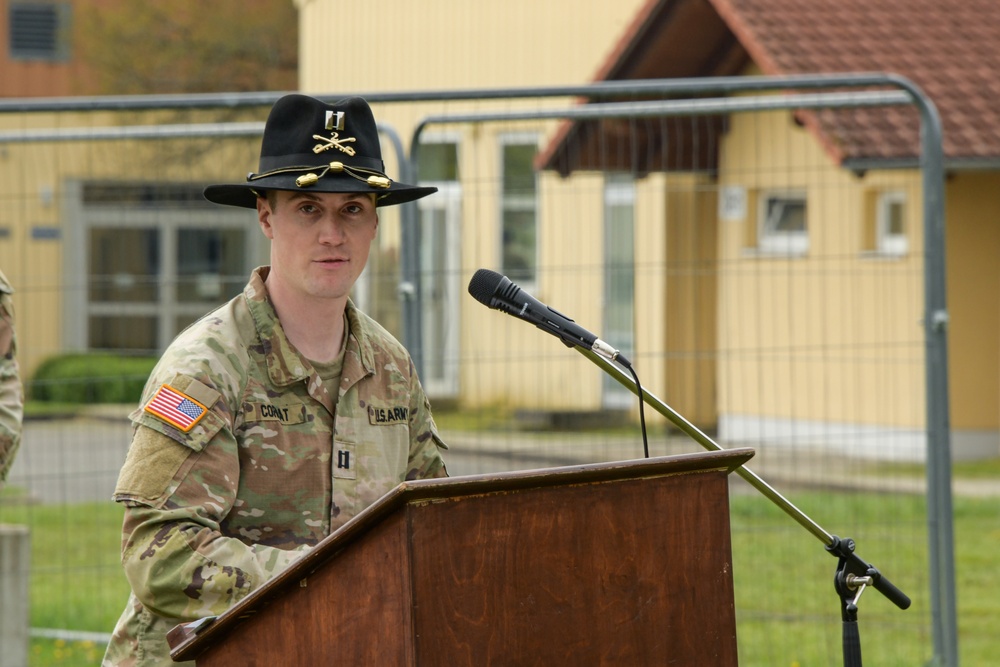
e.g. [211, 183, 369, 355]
[0, 524, 30, 667]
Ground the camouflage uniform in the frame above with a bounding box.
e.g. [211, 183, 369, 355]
[103, 266, 448, 666]
[0, 269, 22, 486]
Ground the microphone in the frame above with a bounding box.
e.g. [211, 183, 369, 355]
[467, 268, 631, 368]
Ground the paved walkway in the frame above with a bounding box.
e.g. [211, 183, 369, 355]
[3, 411, 998, 506]
[439, 428, 1000, 498]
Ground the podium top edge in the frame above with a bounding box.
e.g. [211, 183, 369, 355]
[400, 447, 755, 498]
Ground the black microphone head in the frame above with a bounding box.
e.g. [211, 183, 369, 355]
[468, 268, 506, 306]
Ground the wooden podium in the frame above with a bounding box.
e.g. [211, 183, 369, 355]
[168, 448, 753, 666]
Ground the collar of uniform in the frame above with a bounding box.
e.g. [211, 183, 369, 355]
[343, 299, 376, 376]
[244, 267, 314, 387]
[244, 267, 376, 387]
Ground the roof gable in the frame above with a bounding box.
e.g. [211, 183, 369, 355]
[542, 0, 1000, 174]
[712, 0, 1000, 163]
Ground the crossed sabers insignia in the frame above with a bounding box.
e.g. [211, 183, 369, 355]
[312, 132, 357, 156]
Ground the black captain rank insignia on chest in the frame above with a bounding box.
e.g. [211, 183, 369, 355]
[334, 442, 356, 479]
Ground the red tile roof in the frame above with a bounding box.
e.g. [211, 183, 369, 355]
[542, 0, 1000, 171]
[711, 0, 1000, 163]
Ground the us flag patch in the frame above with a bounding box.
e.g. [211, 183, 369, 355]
[145, 384, 208, 432]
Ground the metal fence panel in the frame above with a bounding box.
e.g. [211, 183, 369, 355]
[0, 77, 956, 666]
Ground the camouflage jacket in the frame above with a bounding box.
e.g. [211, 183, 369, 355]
[103, 267, 448, 667]
[0, 269, 22, 485]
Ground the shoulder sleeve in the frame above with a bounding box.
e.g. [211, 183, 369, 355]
[405, 358, 449, 480]
[0, 279, 20, 483]
[0, 281, 16, 359]
[131, 373, 226, 451]
[117, 371, 227, 507]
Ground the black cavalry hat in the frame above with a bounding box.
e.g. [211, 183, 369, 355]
[204, 94, 436, 208]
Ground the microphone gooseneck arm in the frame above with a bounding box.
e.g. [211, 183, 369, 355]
[576, 346, 912, 613]
[467, 266, 907, 665]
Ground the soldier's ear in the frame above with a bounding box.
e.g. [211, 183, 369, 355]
[257, 196, 275, 239]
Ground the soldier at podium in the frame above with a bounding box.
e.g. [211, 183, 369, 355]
[103, 95, 449, 666]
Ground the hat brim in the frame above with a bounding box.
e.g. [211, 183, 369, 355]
[204, 175, 437, 209]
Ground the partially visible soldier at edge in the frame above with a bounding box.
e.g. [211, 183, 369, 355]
[103, 95, 449, 666]
[0, 269, 23, 488]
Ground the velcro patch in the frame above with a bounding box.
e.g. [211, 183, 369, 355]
[368, 405, 408, 425]
[248, 402, 306, 424]
[145, 384, 209, 432]
[333, 443, 356, 480]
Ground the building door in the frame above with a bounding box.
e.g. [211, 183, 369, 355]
[418, 182, 461, 398]
[416, 138, 462, 399]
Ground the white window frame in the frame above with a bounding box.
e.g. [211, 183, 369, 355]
[757, 189, 808, 256]
[876, 191, 908, 257]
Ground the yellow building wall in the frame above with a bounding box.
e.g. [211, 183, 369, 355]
[295, 0, 646, 92]
[296, 0, 655, 413]
[297, 3, 992, 444]
[946, 172, 1000, 432]
[449, 129, 665, 412]
[661, 174, 718, 427]
[717, 107, 926, 432]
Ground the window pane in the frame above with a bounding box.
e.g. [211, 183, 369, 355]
[758, 192, 808, 255]
[765, 198, 806, 233]
[176, 228, 246, 303]
[421, 208, 448, 383]
[604, 179, 635, 342]
[89, 315, 157, 352]
[606, 205, 635, 309]
[603, 175, 635, 407]
[886, 200, 905, 236]
[89, 227, 160, 302]
[418, 142, 459, 181]
[501, 141, 538, 282]
[502, 144, 537, 195]
[501, 209, 536, 283]
[876, 194, 907, 256]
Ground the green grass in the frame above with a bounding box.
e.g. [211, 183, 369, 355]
[28, 640, 106, 667]
[0, 500, 130, 631]
[0, 496, 129, 666]
[870, 456, 1000, 480]
[2, 485, 998, 666]
[952, 457, 1000, 478]
[731, 491, 935, 665]
[22, 402, 90, 419]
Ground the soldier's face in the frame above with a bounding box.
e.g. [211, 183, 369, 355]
[257, 190, 378, 305]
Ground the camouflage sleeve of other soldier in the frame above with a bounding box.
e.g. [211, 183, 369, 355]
[0, 270, 23, 486]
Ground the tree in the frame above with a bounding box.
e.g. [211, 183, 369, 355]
[75, 0, 298, 95]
